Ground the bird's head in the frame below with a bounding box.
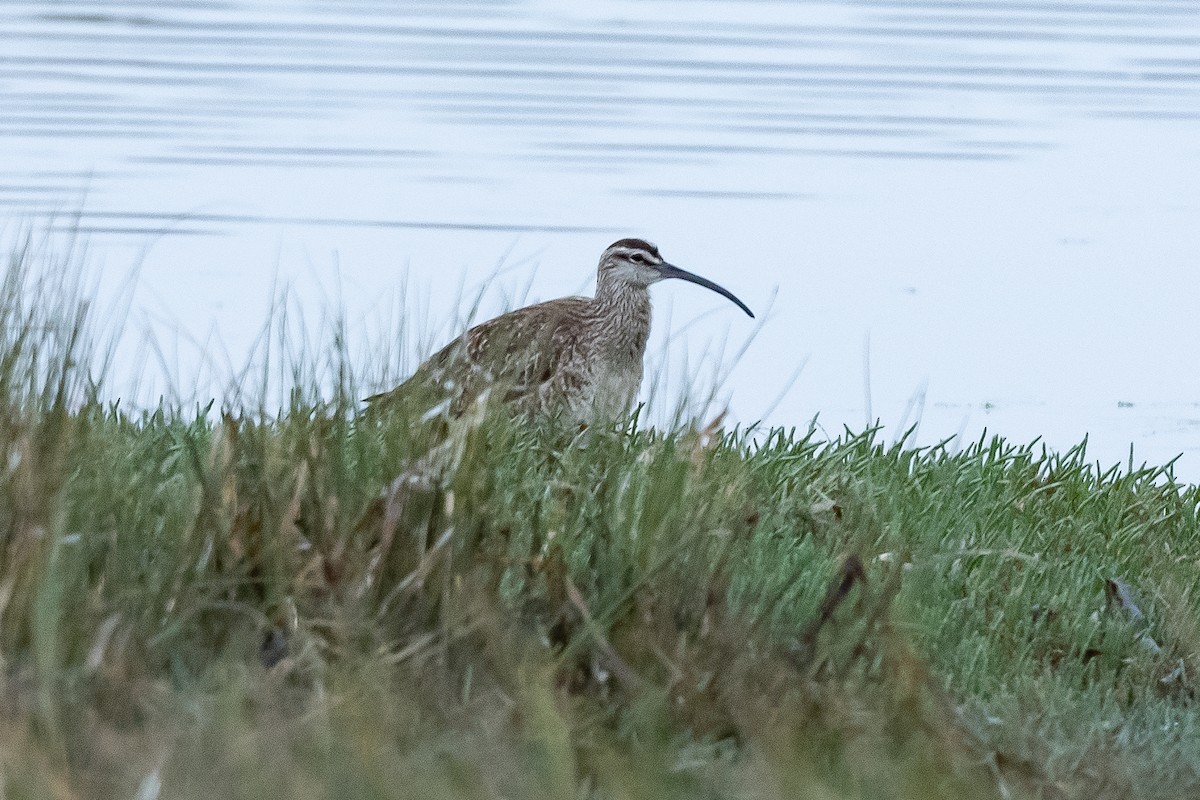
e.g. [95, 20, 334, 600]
[598, 238, 754, 317]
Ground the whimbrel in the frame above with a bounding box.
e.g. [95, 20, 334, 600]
[368, 238, 754, 424]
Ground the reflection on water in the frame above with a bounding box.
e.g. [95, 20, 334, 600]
[6, 0, 1199, 233]
[2, 0, 1200, 477]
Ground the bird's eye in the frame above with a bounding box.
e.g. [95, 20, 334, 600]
[630, 253, 647, 264]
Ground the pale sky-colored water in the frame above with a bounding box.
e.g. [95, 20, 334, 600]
[3, 0, 1200, 478]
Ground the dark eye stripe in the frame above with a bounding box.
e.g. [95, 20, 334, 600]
[610, 246, 656, 264]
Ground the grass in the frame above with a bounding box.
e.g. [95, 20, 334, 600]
[1, 231, 1199, 799]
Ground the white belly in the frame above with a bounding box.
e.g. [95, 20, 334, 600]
[572, 362, 642, 422]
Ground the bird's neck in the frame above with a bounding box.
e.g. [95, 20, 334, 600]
[592, 279, 652, 362]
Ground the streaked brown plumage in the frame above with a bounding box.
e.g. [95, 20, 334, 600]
[367, 238, 754, 424]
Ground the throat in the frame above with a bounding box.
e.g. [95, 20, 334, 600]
[593, 284, 652, 364]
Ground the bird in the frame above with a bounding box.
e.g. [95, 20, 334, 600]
[366, 238, 754, 425]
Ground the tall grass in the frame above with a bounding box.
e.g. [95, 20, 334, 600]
[0, 233, 1197, 799]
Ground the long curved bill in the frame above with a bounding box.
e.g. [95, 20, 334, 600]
[657, 263, 755, 318]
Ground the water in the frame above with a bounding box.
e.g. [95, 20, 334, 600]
[3, 0, 1200, 477]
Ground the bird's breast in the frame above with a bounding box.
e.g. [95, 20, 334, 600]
[574, 358, 642, 421]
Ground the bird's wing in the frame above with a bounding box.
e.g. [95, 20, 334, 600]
[366, 297, 590, 415]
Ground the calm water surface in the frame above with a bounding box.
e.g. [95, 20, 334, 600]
[4, 1, 1200, 476]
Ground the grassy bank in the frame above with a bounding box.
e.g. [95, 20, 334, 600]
[1, 239, 1198, 799]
